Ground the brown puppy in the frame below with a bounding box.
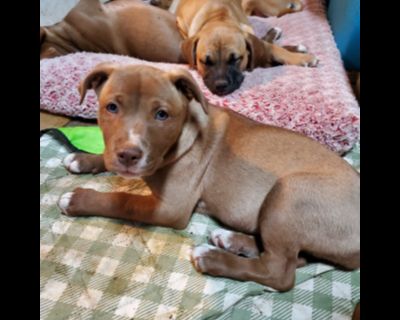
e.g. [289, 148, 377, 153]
[151, 0, 303, 17]
[242, 0, 303, 16]
[176, 0, 318, 95]
[352, 303, 360, 320]
[58, 64, 359, 291]
[40, 0, 183, 62]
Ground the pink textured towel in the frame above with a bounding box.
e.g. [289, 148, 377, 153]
[40, 0, 359, 154]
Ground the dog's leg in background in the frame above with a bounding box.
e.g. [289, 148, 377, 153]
[248, 32, 316, 67]
[63, 153, 106, 174]
[263, 27, 283, 43]
[263, 28, 308, 53]
[265, 41, 318, 66]
[242, 0, 303, 17]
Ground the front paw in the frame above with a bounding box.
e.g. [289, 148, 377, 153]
[57, 188, 96, 216]
[63, 153, 83, 173]
[63, 153, 103, 174]
[295, 53, 319, 67]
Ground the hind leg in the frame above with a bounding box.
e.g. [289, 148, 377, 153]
[191, 243, 299, 291]
[210, 229, 260, 258]
[191, 181, 308, 291]
[209, 228, 307, 267]
[191, 174, 359, 290]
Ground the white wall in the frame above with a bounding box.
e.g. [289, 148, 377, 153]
[40, 0, 108, 25]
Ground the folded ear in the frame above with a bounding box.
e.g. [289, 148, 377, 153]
[245, 33, 267, 70]
[166, 68, 208, 114]
[79, 63, 117, 104]
[162, 68, 209, 164]
[181, 36, 199, 68]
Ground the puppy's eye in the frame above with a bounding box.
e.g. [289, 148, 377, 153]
[201, 56, 214, 66]
[106, 103, 118, 113]
[288, 3, 296, 9]
[228, 54, 242, 65]
[155, 110, 169, 121]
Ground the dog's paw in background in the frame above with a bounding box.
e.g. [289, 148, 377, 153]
[282, 44, 308, 53]
[302, 55, 319, 67]
[263, 27, 282, 43]
[263, 27, 317, 67]
[294, 53, 319, 67]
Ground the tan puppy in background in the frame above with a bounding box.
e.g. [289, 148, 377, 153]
[58, 64, 359, 291]
[150, 0, 303, 17]
[40, 0, 312, 96]
[40, 0, 183, 62]
[175, 0, 318, 95]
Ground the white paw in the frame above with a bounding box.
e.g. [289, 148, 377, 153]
[63, 154, 81, 173]
[296, 44, 308, 53]
[57, 192, 74, 215]
[309, 57, 319, 67]
[210, 229, 234, 249]
[303, 57, 319, 67]
[191, 244, 218, 272]
[270, 27, 282, 41]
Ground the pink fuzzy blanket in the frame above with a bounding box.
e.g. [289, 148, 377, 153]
[40, 0, 359, 154]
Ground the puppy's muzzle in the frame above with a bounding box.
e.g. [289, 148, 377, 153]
[214, 79, 230, 94]
[207, 75, 244, 96]
[117, 147, 143, 167]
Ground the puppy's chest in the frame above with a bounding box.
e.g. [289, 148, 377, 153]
[201, 167, 276, 234]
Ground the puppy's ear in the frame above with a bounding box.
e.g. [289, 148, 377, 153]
[40, 27, 46, 44]
[167, 68, 208, 114]
[181, 36, 199, 68]
[79, 63, 117, 104]
[163, 68, 209, 164]
[245, 33, 267, 70]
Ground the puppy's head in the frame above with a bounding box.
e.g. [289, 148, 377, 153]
[79, 64, 208, 178]
[182, 24, 253, 96]
[250, 0, 303, 17]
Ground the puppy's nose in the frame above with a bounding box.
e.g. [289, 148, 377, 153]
[117, 147, 143, 167]
[214, 79, 229, 93]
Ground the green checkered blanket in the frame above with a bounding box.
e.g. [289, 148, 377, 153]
[40, 133, 360, 320]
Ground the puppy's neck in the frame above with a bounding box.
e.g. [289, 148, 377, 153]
[161, 99, 210, 167]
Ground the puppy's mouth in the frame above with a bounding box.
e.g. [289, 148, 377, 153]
[114, 162, 159, 179]
[117, 170, 146, 179]
[205, 73, 245, 96]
